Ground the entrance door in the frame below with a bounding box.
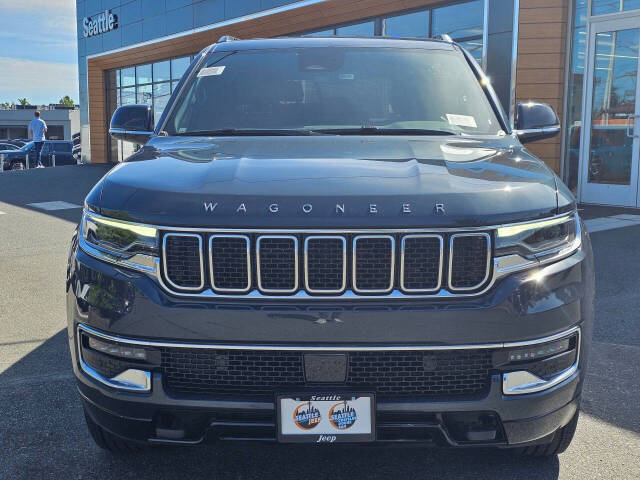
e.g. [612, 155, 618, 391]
[580, 16, 640, 207]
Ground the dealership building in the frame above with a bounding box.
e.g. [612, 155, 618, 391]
[76, 0, 640, 207]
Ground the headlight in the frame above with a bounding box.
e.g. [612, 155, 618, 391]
[80, 211, 158, 272]
[494, 212, 581, 275]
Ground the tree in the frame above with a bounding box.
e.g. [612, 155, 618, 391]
[0, 101, 11, 109]
[59, 95, 74, 107]
[17, 98, 30, 106]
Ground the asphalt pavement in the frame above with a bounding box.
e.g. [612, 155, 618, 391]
[0, 166, 638, 479]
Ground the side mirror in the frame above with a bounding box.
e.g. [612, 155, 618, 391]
[109, 104, 154, 144]
[514, 102, 560, 143]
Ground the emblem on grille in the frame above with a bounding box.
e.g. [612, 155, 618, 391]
[202, 201, 449, 215]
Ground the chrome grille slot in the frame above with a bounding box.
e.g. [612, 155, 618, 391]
[305, 236, 346, 294]
[449, 233, 491, 291]
[353, 235, 395, 293]
[209, 235, 251, 292]
[401, 235, 443, 292]
[256, 235, 298, 293]
[162, 233, 204, 290]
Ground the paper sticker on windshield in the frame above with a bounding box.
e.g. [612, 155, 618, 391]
[198, 66, 226, 77]
[446, 114, 477, 128]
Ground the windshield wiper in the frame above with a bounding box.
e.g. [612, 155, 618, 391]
[172, 128, 326, 137]
[310, 127, 459, 136]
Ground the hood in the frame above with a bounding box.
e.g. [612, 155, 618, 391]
[97, 135, 567, 228]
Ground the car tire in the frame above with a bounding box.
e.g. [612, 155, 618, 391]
[11, 162, 24, 170]
[84, 408, 149, 453]
[516, 409, 580, 457]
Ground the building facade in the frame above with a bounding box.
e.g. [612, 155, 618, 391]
[76, 0, 640, 208]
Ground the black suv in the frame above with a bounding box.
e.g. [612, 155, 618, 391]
[67, 37, 594, 455]
[1, 140, 75, 170]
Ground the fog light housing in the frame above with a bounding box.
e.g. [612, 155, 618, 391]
[88, 336, 148, 360]
[500, 330, 580, 395]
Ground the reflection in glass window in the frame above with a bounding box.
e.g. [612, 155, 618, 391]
[304, 29, 335, 36]
[153, 60, 170, 83]
[137, 84, 152, 105]
[433, 0, 484, 40]
[136, 64, 152, 85]
[458, 39, 483, 64]
[592, 0, 640, 14]
[171, 57, 191, 81]
[171, 80, 180, 93]
[384, 10, 429, 38]
[120, 87, 135, 105]
[121, 67, 135, 86]
[336, 22, 374, 36]
[153, 82, 172, 121]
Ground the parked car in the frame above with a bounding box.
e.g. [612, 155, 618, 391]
[1, 140, 75, 170]
[0, 142, 18, 151]
[67, 36, 594, 456]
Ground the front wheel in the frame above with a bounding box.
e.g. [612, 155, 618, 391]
[11, 162, 24, 170]
[516, 409, 580, 457]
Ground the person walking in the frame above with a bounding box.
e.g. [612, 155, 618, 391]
[29, 110, 47, 167]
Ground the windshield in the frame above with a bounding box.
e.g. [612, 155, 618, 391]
[19, 142, 34, 151]
[164, 46, 504, 136]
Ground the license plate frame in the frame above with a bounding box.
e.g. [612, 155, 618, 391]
[276, 393, 375, 443]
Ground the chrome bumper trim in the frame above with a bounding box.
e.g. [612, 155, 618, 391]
[77, 323, 580, 353]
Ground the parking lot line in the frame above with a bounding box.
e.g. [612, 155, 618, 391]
[27, 201, 82, 211]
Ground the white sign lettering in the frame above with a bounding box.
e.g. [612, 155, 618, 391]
[83, 10, 118, 38]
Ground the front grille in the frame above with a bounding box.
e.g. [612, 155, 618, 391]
[161, 348, 493, 398]
[257, 236, 298, 293]
[353, 236, 394, 293]
[449, 234, 490, 290]
[163, 234, 203, 290]
[305, 236, 345, 293]
[160, 230, 493, 296]
[210, 235, 250, 292]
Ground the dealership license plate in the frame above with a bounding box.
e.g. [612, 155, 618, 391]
[277, 394, 375, 443]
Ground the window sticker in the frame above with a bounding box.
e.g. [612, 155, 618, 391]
[197, 66, 226, 77]
[446, 114, 477, 128]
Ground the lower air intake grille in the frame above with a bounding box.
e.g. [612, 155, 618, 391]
[163, 234, 203, 290]
[450, 234, 491, 290]
[161, 348, 493, 398]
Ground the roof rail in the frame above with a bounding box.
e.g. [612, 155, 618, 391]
[217, 35, 240, 43]
[434, 34, 453, 42]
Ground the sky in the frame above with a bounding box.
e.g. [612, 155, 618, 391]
[0, 0, 78, 106]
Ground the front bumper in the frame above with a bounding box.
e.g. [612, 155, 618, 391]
[67, 225, 594, 447]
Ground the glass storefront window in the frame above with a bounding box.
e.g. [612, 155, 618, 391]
[433, 0, 484, 40]
[592, 0, 640, 15]
[304, 29, 335, 36]
[153, 60, 170, 83]
[384, 10, 430, 38]
[153, 82, 172, 120]
[563, 1, 588, 193]
[120, 87, 135, 105]
[136, 84, 152, 105]
[121, 67, 135, 87]
[171, 57, 191, 81]
[336, 21, 375, 36]
[136, 64, 152, 85]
